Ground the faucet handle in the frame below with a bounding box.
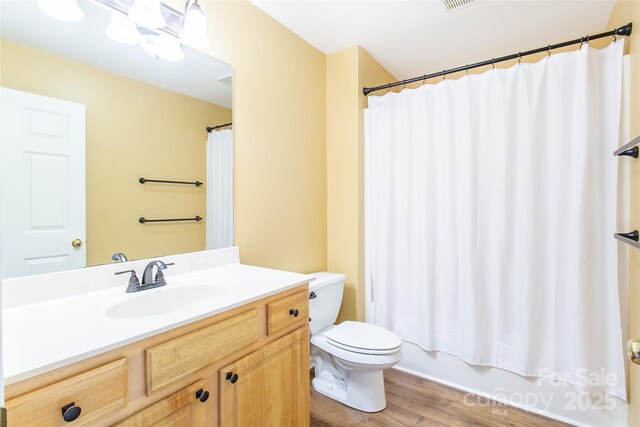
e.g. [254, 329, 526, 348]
[115, 269, 140, 292]
[154, 263, 174, 283]
[112, 253, 128, 262]
[115, 269, 136, 276]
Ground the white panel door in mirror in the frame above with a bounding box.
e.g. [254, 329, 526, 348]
[0, 88, 86, 279]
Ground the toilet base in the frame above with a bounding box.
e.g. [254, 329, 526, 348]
[312, 368, 387, 412]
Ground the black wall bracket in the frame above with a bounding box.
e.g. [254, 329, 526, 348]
[615, 230, 640, 249]
[614, 135, 640, 158]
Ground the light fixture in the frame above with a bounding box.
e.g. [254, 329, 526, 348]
[128, 0, 165, 29]
[37, 0, 206, 63]
[38, 0, 84, 22]
[140, 34, 184, 62]
[105, 13, 141, 45]
[179, 0, 209, 48]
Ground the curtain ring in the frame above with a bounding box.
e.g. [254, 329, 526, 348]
[492, 58, 495, 70]
[422, 75, 427, 86]
[442, 70, 446, 81]
[580, 36, 585, 47]
[547, 45, 551, 58]
[586, 35, 590, 45]
[518, 52, 522, 65]
[403, 80, 407, 90]
[613, 31, 618, 44]
[466, 65, 469, 76]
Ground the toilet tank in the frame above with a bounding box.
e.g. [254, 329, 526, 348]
[308, 272, 346, 334]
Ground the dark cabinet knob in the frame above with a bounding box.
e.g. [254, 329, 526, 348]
[309, 291, 317, 299]
[195, 388, 209, 402]
[61, 402, 81, 422]
[226, 371, 239, 384]
[289, 308, 299, 317]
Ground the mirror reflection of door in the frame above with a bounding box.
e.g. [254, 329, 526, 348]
[0, 87, 86, 279]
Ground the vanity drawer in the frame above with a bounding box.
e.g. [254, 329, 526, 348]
[267, 290, 309, 336]
[146, 308, 260, 394]
[6, 358, 127, 427]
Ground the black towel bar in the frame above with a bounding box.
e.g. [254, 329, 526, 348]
[139, 177, 203, 187]
[139, 216, 202, 224]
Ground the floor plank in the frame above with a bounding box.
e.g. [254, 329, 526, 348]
[310, 369, 569, 427]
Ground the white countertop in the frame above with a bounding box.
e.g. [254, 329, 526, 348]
[2, 248, 312, 385]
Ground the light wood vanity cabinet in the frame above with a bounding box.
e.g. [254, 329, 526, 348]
[219, 328, 308, 426]
[5, 285, 310, 427]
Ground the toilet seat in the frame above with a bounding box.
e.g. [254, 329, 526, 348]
[311, 332, 402, 366]
[318, 321, 402, 355]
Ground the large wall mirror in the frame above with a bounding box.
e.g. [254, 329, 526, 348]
[0, 0, 233, 279]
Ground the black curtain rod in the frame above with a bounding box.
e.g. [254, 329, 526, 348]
[206, 122, 232, 132]
[363, 23, 633, 96]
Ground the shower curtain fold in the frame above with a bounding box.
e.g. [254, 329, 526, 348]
[364, 42, 627, 399]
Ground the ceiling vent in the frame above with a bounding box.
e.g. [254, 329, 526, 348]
[443, 0, 478, 11]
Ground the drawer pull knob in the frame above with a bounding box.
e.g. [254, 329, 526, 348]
[289, 308, 300, 317]
[195, 388, 210, 402]
[309, 291, 317, 299]
[226, 371, 239, 383]
[61, 402, 81, 422]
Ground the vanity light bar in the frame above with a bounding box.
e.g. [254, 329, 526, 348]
[91, 0, 185, 37]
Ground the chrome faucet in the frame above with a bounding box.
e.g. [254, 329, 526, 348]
[112, 252, 128, 262]
[142, 260, 173, 287]
[115, 260, 174, 293]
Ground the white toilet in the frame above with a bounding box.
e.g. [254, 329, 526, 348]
[308, 272, 402, 413]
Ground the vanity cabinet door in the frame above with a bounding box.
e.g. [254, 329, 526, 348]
[219, 327, 309, 427]
[112, 381, 208, 427]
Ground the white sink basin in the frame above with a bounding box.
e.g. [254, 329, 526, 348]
[105, 285, 227, 319]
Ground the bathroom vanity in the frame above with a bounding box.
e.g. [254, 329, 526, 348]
[2, 248, 311, 426]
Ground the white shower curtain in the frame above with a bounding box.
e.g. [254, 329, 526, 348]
[206, 129, 234, 249]
[365, 42, 627, 398]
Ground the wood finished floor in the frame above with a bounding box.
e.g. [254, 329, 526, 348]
[310, 369, 569, 427]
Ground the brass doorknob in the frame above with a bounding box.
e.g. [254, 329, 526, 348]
[628, 339, 640, 365]
[71, 239, 83, 248]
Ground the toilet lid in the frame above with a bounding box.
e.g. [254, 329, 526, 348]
[325, 321, 402, 355]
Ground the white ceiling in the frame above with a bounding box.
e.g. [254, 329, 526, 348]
[251, 0, 618, 81]
[1, 0, 232, 108]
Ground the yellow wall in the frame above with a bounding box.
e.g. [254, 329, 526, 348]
[202, 0, 327, 273]
[326, 46, 395, 321]
[0, 39, 231, 265]
[608, 4, 640, 426]
[327, 47, 359, 321]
